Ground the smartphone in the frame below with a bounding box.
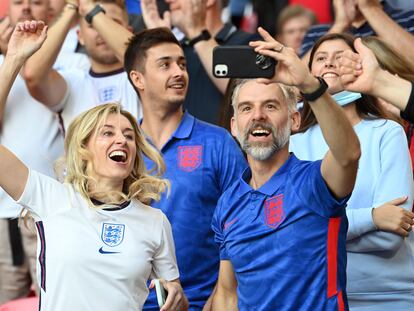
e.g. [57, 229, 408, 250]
[213, 46, 276, 79]
[154, 279, 167, 308]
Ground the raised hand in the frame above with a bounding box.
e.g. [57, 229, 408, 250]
[250, 27, 317, 91]
[6, 20, 48, 61]
[331, 0, 357, 31]
[372, 196, 414, 237]
[0, 16, 14, 55]
[339, 38, 380, 94]
[141, 0, 171, 29]
[175, 0, 207, 38]
[78, 0, 95, 18]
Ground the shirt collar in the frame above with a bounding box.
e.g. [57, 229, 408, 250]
[171, 110, 195, 139]
[214, 23, 238, 44]
[237, 153, 299, 197]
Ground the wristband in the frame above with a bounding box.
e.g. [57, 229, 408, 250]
[300, 77, 328, 102]
[186, 29, 211, 46]
[85, 4, 106, 24]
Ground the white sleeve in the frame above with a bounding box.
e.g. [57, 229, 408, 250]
[151, 213, 180, 281]
[16, 169, 69, 221]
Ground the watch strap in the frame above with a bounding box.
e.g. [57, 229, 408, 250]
[85, 4, 106, 24]
[186, 29, 211, 46]
[301, 77, 328, 102]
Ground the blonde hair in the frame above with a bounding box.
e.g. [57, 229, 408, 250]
[61, 103, 169, 208]
[362, 36, 414, 81]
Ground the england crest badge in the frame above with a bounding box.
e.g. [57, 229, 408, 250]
[177, 145, 203, 172]
[101, 223, 125, 247]
[264, 194, 285, 229]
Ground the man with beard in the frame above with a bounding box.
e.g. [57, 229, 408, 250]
[210, 28, 361, 310]
[124, 28, 247, 310]
[23, 0, 141, 132]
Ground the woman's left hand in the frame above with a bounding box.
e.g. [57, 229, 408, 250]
[149, 279, 188, 311]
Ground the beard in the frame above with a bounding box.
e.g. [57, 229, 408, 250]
[236, 120, 291, 161]
[85, 45, 119, 66]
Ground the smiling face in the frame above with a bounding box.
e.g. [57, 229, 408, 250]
[78, 3, 128, 66]
[231, 81, 299, 161]
[86, 113, 137, 190]
[310, 39, 354, 94]
[134, 42, 188, 109]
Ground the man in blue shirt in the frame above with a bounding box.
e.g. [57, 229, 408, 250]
[124, 28, 247, 310]
[210, 28, 361, 310]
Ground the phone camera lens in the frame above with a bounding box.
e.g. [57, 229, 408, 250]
[255, 54, 273, 70]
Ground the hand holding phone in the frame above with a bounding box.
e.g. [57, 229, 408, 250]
[213, 45, 276, 79]
[153, 279, 167, 308]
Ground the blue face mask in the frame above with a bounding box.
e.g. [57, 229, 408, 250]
[332, 90, 362, 107]
[295, 90, 362, 110]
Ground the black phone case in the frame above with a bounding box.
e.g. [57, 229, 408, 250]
[212, 46, 275, 79]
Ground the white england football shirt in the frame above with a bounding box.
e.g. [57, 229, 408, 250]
[17, 170, 179, 311]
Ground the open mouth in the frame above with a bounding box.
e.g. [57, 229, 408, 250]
[250, 128, 271, 138]
[109, 150, 127, 163]
[168, 82, 185, 90]
[322, 72, 338, 78]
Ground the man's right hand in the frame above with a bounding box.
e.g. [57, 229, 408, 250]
[141, 0, 171, 29]
[0, 17, 14, 55]
[6, 20, 48, 62]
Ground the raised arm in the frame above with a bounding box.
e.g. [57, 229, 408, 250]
[23, 2, 77, 108]
[0, 21, 48, 199]
[357, 0, 414, 64]
[211, 260, 238, 310]
[252, 27, 360, 199]
[78, 0, 133, 65]
[141, 0, 229, 94]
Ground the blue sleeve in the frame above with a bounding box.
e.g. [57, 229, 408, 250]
[293, 160, 349, 218]
[211, 195, 230, 260]
[347, 125, 414, 252]
[299, 24, 330, 57]
[217, 132, 247, 192]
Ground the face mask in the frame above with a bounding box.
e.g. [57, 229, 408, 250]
[332, 90, 362, 107]
[296, 90, 362, 110]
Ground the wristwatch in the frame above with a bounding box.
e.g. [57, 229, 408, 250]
[300, 77, 328, 102]
[186, 29, 211, 46]
[85, 4, 106, 24]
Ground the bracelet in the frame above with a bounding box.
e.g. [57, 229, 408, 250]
[65, 2, 78, 11]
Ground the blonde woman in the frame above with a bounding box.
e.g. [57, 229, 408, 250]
[0, 21, 187, 311]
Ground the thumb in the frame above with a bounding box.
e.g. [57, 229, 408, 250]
[354, 38, 372, 58]
[388, 196, 408, 206]
[163, 11, 171, 26]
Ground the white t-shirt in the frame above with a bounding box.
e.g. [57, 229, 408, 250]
[54, 68, 142, 131]
[18, 170, 179, 311]
[0, 53, 88, 218]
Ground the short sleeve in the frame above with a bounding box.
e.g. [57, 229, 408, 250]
[152, 213, 180, 281]
[16, 170, 69, 221]
[211, 196, 230, 260]
[293, 160, 350, 217]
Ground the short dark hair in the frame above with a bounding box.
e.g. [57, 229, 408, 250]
[124, 28, 182, 92]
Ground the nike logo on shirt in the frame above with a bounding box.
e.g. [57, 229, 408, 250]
[99, 247, 120, 254]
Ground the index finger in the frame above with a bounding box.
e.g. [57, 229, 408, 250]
[341, 50, 361, 63]
[257, 26, 280, 44]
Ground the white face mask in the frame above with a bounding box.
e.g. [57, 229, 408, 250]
[296, 90, 362, 110]
[332, 90, 362, 107]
